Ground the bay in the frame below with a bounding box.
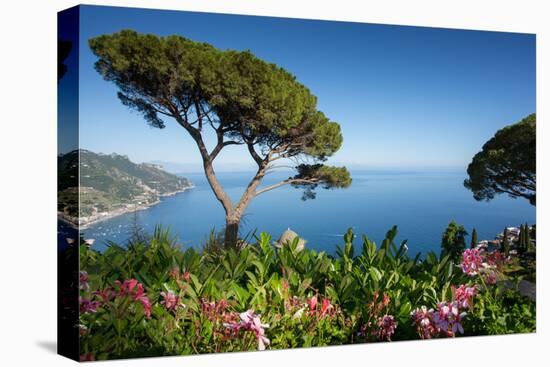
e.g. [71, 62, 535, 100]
[82, 169, 535, 256]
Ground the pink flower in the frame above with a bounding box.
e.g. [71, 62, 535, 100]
[487, 251, 508, 268]
[241, 310, 270, 351]
[358, 292, 393, 341]
[225, 310, 270, 351]
[412, 287, 474, 340]
[169, 268, 191, 283]
[433, 301, 465, 336]
[115, 279, 138, 295]
[79, 271, 89, 291]
[452, 284, 477, 309]
[257, 334, 270, 351]
[305, 296, 335, 319]
[183, 271, 191, 283]
[461, 249, 505, 287]
[93, 288, 114, 303]
[411, 306, 438, 339]
[307, 295, 318, 314]
[79, 297, 101, 314]
[114, 279, 151, 319]
[133, 283, 152, 318]
[320, 298, 334, 317]
[160, 291, 183, 312]
[484, 271, 498, 285]
[381, 293, 390, 308]
[461, 248, 484, 276]
[376, 315, 397, 341]
[200, 298, 232, 322]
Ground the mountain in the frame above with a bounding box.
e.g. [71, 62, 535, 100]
[58, 149, 193, 226]
[148, 160, 204, 174]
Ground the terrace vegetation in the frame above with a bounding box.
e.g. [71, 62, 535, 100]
[77, 226, 536, 360]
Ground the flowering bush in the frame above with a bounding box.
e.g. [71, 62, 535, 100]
[461, 248, 484, 276]
[76, 226, 535, 360]
[411, 306, 438, 339]
[358, 292, 397, 341]
[114, 279, 152, 318]
[452, 284, 477, 310]
[457, 248, 534, 336]
[433, 301, 466, 336]
[79, 297, 100, 314]
[160, 291, 183, 312]
[224, 310, 270, 350]
[461, 248, 510, 285]
[411, 283, 474, 339]
[307, 295, 336, 319]
[376, 315, 398, 341]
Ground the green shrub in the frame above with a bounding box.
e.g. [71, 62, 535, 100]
[78, 226, 536, 360]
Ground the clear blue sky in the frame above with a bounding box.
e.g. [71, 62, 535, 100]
[73, 5, 535, 171]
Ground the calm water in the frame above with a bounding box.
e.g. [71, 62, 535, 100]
[82, 170, 535, 256]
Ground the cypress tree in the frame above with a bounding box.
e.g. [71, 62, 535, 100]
[501, 227, 510, 255]
[518, 224, 525, 252]
[525, 223, 531, 252]
[523, 224, 529, 251]
[471, 228, 478, 249]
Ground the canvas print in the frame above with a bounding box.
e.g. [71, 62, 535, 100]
[57, 5, 536, 362]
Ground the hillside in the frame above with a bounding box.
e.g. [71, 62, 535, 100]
[58, 149, 193, 226]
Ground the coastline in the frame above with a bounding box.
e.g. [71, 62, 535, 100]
[58, 185, 195, 230]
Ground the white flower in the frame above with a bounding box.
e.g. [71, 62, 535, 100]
[292, 307, 305, 320]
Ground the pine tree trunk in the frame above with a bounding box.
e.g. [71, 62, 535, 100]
[224, 215, 241, 248]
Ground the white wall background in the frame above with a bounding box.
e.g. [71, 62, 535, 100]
[0, 1, 547, 366]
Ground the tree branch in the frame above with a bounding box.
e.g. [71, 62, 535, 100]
[210, 140, 243, 160]
[247, 142, 264, 167]
[168, 103, 234, 215]
[193, 100, 203, 131]
[495, 184, 527, 198]
[255, 178, 320, 196]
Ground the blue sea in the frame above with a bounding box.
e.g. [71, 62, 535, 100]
[81, 170, 535, 256]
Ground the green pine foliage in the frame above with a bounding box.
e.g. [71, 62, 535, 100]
[464, 113, 536, 205]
